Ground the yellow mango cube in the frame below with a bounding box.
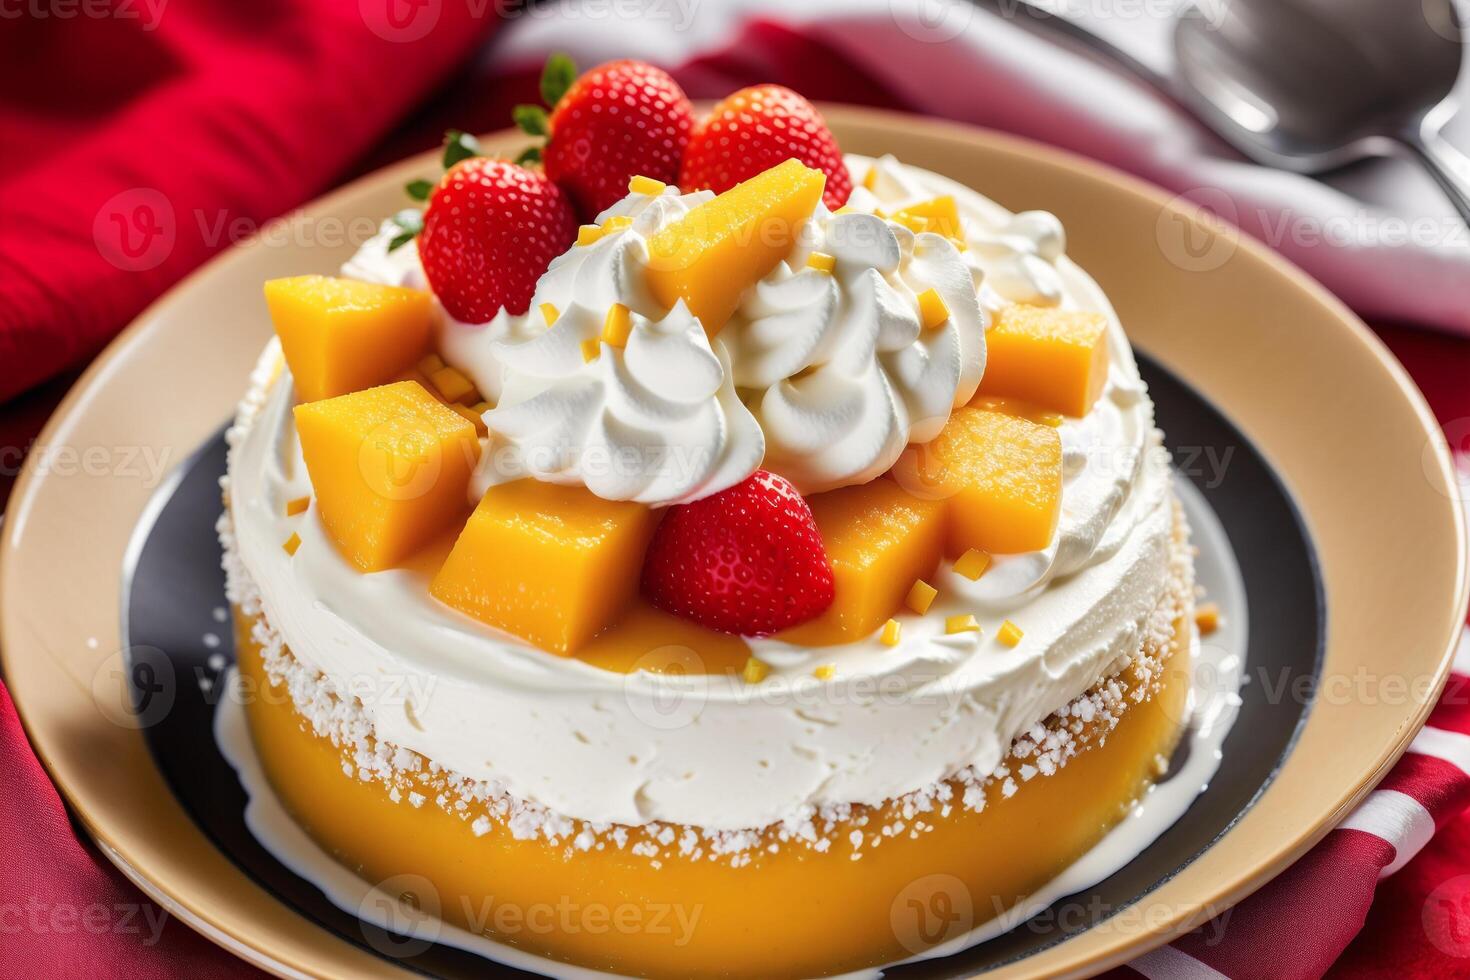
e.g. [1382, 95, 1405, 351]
[902, 407, 1062, 555]
[891, 195, 963, 240]
[979, 304, 1110, 417]
[644, 159, 825, 334]
[430, 480, 661, 655]
[264, 275, 433, 403]
[294, 382, 478, 572]
[781, 480, 946, 644]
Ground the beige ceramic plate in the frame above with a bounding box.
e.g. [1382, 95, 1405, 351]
[1, 108, 1465, 978]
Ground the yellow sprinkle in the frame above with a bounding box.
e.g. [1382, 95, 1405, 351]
[880, 619, 902, 647]
[284, 496, 310, 517]
[917, 288, 949, 330]
[1195, 602, 1221, 636]
[430, 365, 476, 403]
[806, 251, 837, 274]
[953, 549, 991, 581]
[862, 165, 878, 191]
[1038, 412, 1065, 428]
[601, 303, 633, 347]
[905, 579, 938, 615]
[539, 302, 560, 326]
[742, 657, 770, 684]
[945, 614, 981, 635]
[813, 664, 836, 681]
[997, 621, 1024, 647]
[282, 532, 301, 557]
[580, 338, 602, 363]
[628, 175, 666, 196]
[416, 353, 445, 375]
[576, 223, 602, 246]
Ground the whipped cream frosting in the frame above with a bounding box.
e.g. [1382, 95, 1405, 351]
[227, 156, 1175, 831]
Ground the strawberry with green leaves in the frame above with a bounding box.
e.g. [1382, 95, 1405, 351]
[392, 131, 577, 323]
[515, 54, 695, 220]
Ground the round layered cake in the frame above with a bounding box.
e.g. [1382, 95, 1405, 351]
[221, 149, 1196, 977]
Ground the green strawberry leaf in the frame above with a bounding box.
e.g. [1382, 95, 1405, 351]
[404, 178, 434, 202]
[515, 145, 543, 166]
[513, 104, 549, 137]
[442, 130, 482, 169]
[386, 207, 424, 252]
[540, 52, 577, 108]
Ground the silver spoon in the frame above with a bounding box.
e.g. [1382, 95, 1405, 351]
[1171, 0, 1470, 224]
[969, 0, 1470, 225]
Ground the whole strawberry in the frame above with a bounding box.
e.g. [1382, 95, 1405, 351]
[642, 470, 834, 636]
[516, 55, 695, 220]
[680, 85, 852, 210]
[418, 156, 578, 322]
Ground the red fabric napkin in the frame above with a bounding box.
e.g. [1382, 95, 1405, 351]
[4, 6, 1470, 979]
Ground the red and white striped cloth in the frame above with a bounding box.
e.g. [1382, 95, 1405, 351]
[1112, 626, 1470, 980]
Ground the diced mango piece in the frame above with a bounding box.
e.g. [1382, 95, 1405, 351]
[953, 548, 991, 581]
[629, 175, 667, 196]
[1195, 602, 1221, 636]
[450, 402, 488, 434]
[813, 664, 836, 680]
[540, 302, 560, 326]
[429, 365, 476, 403]
[644, 159, 825, 334]
[880, 619, 902, 646]
[285, 495, 311, 517]
[782, 480, 946, 644]
[901, 406, 1062, 556]
[807, 251, 836, 274]
[294, 381, 478, 572]
[997, 620, 1024, 647]
[430, 480, 660, 655]
[945, 614, 981, 635]
[742, 657, 771, 684]
[417, 353, 445, 375]
[906, 579, 938, 615]
[891, 195, 963, 240]
[979, 304, 1110, 417]
[917, 288, 949, 331]
[282, 532, 301, 556]
[581, 338, 601, 363]
[602, 304, 633, 347]
[264, 275, 433, 403]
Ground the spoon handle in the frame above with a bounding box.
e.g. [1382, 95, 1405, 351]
[1399, 118, 1470, 229]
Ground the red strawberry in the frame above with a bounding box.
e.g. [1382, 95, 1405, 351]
[642, 471, 834, 636]
[518, 56, 695, 220]
[680, 85, 852, 210]
[418, 157, 578, 323]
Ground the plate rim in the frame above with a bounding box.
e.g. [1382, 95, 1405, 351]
[2, 105, 1465, 979]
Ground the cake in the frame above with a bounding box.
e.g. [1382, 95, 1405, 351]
[220, 62, 1195, 978]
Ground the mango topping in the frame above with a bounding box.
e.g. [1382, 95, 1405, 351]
[1195, 602, 1221, 636]
[813, 664, 836, 681]
[806, 251, 837, 274]
[602, 303, 633, 347]
[953, 548, 991, 581]
[264, 275, 433, 403]
[644, 159, 825, 334]
[742, 657, 771, 684]
[430, 480, 660, 655]
[917, 288, 949, 331]
[979, 304, 1110, 417]
[539, 302, 560, 326]
[285, 496, 311, 518]
[629, 175, 667, 196]
[417, 353, 445, 376]
[782, 480, 945, 644]
[906, 579, 938, 615]
[294, 381, 479, 572]
[900, 407, 1062, 556]
[581, 338, 602, 363]
[891, 196, 963, 241]
[429, 365, 476, 403]
[282, 532, 302, 557]
[997, 621, 1025, 647]
[880, 619, 902, 647]
[945, 614, 981, 635]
